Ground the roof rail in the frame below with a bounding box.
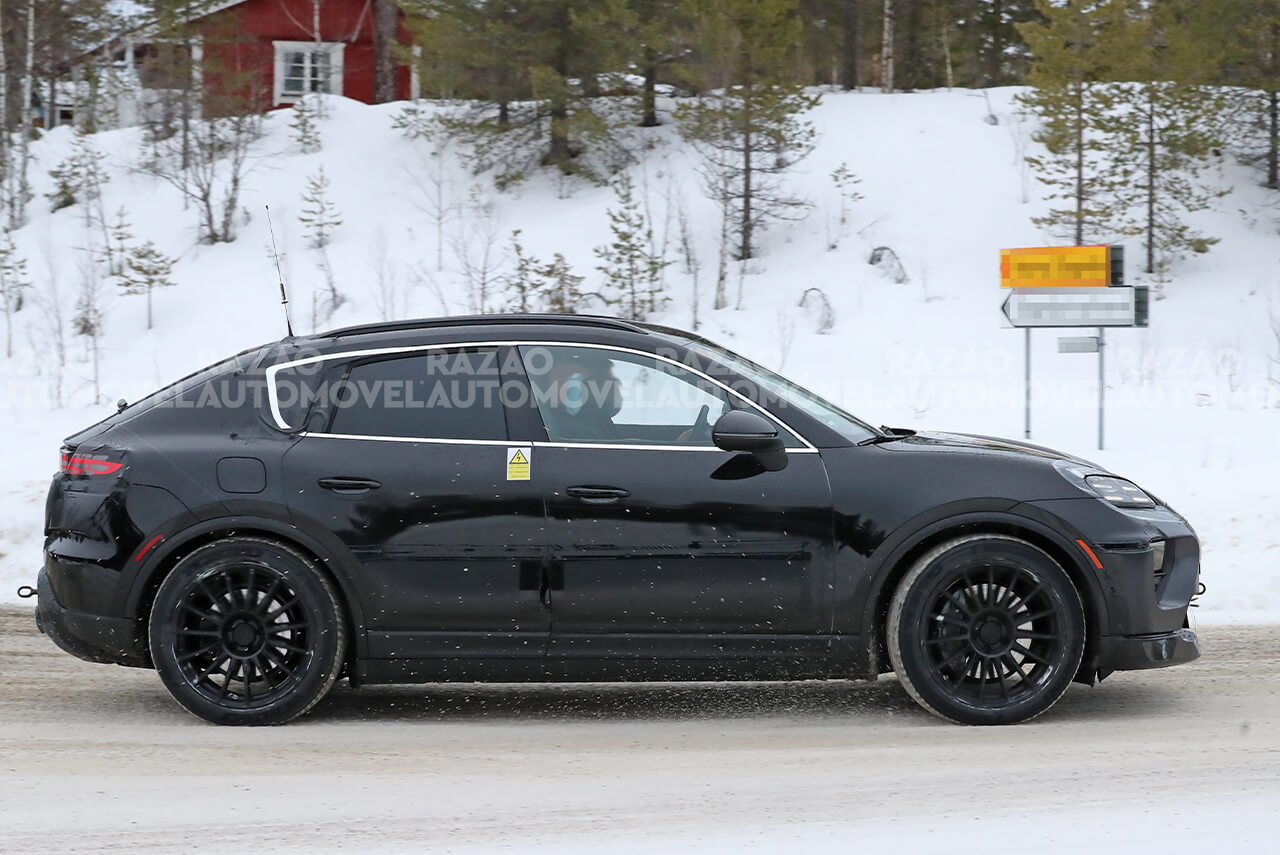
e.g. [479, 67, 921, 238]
[318, 314, 649, 339]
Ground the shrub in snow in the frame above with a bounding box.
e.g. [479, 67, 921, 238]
[798, 287, 835, 334]
[869, 246, 908, 284]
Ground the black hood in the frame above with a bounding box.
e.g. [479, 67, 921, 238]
[884, 431, 1104, 470]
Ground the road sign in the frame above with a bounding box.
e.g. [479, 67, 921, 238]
[1000, 246, 1112, 288]
[1001, 287, 1137, 327]
[1058, 336, 1100, 353]
[999, 245, 1142, 454]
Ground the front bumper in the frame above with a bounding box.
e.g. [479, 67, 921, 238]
[1096, 628, 1200, 676]
[35, 567, 149, 668]
[1020, 497, 1203, 681]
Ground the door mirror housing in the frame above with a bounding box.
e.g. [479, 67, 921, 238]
[712, 409, 788, 471]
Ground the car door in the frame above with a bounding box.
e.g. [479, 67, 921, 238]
[281, 344, 549, 672]
[518, 343, 836, 671]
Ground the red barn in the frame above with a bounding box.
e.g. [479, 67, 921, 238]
[75, 0, 416, 127]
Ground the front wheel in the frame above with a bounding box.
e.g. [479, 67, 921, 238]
[148, 537, 346, 725]
[887, 534, 1085, 725]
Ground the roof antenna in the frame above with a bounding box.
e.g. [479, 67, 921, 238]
[265, 205, 294, 338]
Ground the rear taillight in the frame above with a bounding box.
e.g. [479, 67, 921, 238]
[60, 446, 123, 476]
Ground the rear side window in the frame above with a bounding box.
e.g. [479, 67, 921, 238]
[326, 349, 507, 441]
[271, 363, 327, 431]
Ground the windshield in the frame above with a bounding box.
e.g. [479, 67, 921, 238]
[685, 339, 879, 445]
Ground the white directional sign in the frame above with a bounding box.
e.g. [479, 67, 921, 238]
[1058, 336, 1100, 353]
[1001, 287, 1136, 328]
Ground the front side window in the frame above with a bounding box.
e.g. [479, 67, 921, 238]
[520, 345, 793, 447]
[325, 349, 507, 441]
[273, 41, 344, 104]
[685, 339, 878, 445]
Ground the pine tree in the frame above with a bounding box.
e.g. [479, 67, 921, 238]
[1220, 0, 1280, 188]
[118, 241, 177, 330]
[0, 229, 31, 358]
[540, 253, 585, 313]
[627, 0, 685, 126]
[1104, 0, 1227, 277]
[1017, 0, 1132, 245]
[826, 161, 863, 249]
[842, 0, 862, 88]
[504, 230, 542, 312]
[46, 128, 110, 216]
[402, 0, 636, 183]
[289, 94, 323, 154]
[594, 172, 669, 320]
[676, 0, 819, 266]
[501, 231, 586, 312]
[970, 0, 1040, 86]
[107, 206, 133, 276]
[831, 162, 862, 225]
[299, 167, 343, 248]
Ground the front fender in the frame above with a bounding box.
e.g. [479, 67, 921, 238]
[849, 504, 1110, 676]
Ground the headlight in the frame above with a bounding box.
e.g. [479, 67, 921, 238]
[1084, 475, 1156, 509]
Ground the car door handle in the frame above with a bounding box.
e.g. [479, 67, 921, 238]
[566, 485, 630, 504]
[317, 477, 382, 495]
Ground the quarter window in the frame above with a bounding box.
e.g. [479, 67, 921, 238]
[326, 349, 507, 441]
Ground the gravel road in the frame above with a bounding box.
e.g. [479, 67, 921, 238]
[1, 606, 1276, 854]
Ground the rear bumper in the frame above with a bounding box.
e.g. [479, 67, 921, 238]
[35, 567, 148, 668]
[1095, 628, 1200, 676]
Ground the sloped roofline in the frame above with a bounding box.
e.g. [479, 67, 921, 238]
[77, 0, 253, 62]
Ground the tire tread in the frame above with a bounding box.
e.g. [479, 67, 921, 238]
[886, 534, 1084, 725]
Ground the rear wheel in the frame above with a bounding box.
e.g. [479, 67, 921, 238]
[887, 534, 1085, 725]
[148, 537, 346, 725]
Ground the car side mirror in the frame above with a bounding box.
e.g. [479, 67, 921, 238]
[712, 409, 788, 471]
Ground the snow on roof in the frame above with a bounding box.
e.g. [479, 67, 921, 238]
[106, 0, 150, 19]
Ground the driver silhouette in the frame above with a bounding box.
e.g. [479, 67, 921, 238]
[542, 352, 623, 442]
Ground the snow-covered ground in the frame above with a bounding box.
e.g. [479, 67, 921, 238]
[3, 611, 1278, 855]
[2, 88, 1277, 620]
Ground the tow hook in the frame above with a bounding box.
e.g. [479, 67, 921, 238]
[16, 585, 36, 599]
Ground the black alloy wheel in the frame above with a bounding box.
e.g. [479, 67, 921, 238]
[888, 534, 1085, 725]
[149, 537, 346, 725]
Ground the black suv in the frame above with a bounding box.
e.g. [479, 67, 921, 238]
[33, 315, 1201, 725]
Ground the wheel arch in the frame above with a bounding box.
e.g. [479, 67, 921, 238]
[125, 510, 369, 669]
[862, 510, 1107, 683]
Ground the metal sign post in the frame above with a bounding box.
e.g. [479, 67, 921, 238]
[1000, 246, 1144, 451]
[1098, 328, 1105, 451]
[1024, 328, 1031, 440]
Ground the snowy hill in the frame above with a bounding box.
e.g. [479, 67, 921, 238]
[3, 87, 1277, 621]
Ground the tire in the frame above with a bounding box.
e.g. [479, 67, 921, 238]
[148, 537, 346, 725]
[887, 534, 1085, 725]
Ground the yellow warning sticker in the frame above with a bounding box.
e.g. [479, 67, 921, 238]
[506, 446, 531, 481]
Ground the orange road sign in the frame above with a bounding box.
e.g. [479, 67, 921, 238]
[1000, 246, 1111, 288]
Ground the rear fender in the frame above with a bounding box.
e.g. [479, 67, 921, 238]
[122, 504, 371, 661]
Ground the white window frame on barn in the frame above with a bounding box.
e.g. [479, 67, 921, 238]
[272, 41, 345, 105]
